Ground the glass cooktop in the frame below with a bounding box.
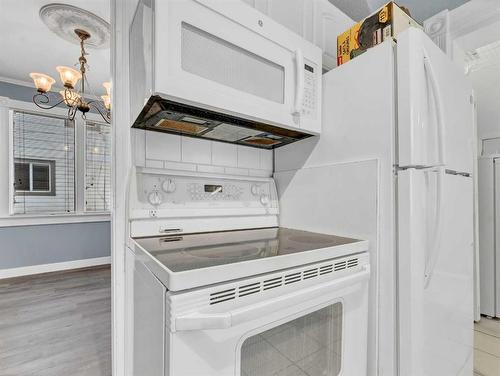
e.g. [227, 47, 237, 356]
[133, 227, 360, 273]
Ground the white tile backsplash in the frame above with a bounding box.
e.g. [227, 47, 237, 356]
[197, 165, 225, 174]
[225, 167, 250, 176]
[260, 149, 273, 170]
[145, 159, 163, 169]
[145, 132, 181, 161]
[182, 137, 212, 164]
[164, 161, 197, 171]
[238, 146, 260, 169]
[141, 132, 272, 177]
[212, 142, 237, 167]
[132, 129, 146, 167]
[249, 169, 271, 177]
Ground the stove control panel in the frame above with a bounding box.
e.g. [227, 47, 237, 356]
[187, 183, 244, 201]
[135, 171, 277, 210]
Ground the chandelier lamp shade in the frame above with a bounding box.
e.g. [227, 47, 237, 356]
[29, 29, 111, 124]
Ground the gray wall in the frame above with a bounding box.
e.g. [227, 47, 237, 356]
[1, 81, 111, 270]
[0, 81, 38, 103]
[0, 81, 100, 113]
[0, 222, 111, 269]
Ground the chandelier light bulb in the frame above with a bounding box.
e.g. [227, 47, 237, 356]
[102, 81, 111, 96]
[56, 66, 82, 89]
[101, 95, 111, 110]
[29, 73, 55, 93]
[60, 90, 81, 107]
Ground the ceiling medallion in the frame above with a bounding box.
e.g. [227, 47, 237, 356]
[39, 3, 110, 49]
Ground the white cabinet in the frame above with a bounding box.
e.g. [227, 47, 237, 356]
[269, 0, 304, 35]
[242, 0, 354, 71]
[312, 0, 354, 70]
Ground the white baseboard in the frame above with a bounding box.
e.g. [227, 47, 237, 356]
[0, 256, 111, 279]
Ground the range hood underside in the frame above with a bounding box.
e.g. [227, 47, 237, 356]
[131, 96, 313, 150]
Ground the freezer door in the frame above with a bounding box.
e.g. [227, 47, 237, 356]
[398, 168, 473, 376]
[397, 28, 474, 173]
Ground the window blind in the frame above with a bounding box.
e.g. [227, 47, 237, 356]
[13, 111, 75, 214]
[85, 121, 111, 212]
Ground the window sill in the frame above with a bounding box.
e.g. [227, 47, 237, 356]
[0, 213, 111, 228]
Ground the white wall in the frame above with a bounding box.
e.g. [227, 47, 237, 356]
[469, 64, 500, 142]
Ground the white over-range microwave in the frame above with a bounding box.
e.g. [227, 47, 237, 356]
[130, 0, 323, 149]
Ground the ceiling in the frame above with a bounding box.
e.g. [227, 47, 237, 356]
[0, 0, 110, 96]
[328, 0, 471, 23]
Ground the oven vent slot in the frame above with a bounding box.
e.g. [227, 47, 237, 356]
[263, 276, 283, 290]
[238, 282, 261, 297]
[284, 272, 301, 285]
[303, 268, 319, 280]
[319, 264, 333, 275]
[347, 258, 358, 268]
[208, 257, 362, 306]
[210, 288, 236, 305]
[334, 261, 347, 271]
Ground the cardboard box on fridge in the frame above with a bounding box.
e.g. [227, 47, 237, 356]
[337, 2, 422, 66]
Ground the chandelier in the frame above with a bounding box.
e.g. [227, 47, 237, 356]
[29, 29, 111, 124]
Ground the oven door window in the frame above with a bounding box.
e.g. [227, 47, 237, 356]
[240, 303, 342, 376]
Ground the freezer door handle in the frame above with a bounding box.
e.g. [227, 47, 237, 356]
[423, 49, 446, 166]
[424, 167, 445, 288]
[174, 265, 370, 331]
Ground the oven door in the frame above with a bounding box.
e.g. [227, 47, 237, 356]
[152, 0, 321, 134]
[168, 259, 370, 375]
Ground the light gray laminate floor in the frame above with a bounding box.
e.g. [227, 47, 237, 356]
[0, 267, 111, 376]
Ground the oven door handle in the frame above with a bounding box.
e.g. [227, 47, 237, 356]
[174, 265, 370, 331]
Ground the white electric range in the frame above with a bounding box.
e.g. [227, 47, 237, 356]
[127, 168, 370, 376]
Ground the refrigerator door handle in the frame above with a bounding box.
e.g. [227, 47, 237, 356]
[423, 49, 446, 166]
[424, 167, 445, 288]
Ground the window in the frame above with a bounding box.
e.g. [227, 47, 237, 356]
[12, 111, 75, 214]
[10, 110, 111, 217]
[14, 159, 55, 195]
[85, 121, 111, 212]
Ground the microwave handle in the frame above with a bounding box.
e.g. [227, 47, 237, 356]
[174, 265, 370, 331]
[292, 49, 305, 116]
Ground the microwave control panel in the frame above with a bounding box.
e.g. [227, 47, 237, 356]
[302, 61, 318, 118]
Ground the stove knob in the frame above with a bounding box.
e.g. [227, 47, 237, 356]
[251, 184, 259, 196]
[260, 194, 270, 206]
[162, 179, 176, 193]
[148, 190, 162, 206]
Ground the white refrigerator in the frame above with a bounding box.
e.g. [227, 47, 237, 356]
[274, 27, 474, 375]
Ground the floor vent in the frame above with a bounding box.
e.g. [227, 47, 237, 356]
[209, 257, 360, 305]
